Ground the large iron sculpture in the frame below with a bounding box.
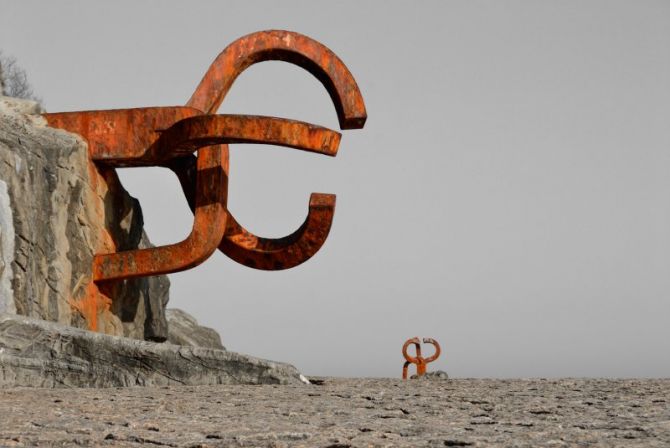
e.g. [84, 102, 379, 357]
[43, 30, 366, 282]
[402, 337, 441, 379]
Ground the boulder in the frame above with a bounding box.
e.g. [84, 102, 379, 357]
[0, 96, 169, 341]
[411, 370, 449, 380]
[0, 313, 304, 387]
[166, 308, 224, 350]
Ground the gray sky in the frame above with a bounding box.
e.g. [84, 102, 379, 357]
[1, 0, 669, 378]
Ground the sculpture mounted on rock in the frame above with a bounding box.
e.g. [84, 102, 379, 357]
[402, 337, 441, 379]
[41, 30, 366, 328]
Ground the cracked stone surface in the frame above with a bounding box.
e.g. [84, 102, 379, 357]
[0, 313, 303, 388]
[0, 377, 667, 447]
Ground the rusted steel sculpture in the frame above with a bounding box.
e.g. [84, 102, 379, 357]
[402, 337, 441, 379]
[43, 30, 366, 282]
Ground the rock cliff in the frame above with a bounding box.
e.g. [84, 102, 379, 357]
[0, 96, 170, 341]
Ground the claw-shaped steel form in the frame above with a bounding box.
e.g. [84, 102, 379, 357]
[42, 30, 366, 282]
[402, 337, 441, 379]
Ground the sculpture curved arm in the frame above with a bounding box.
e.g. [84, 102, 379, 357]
[187, 30, 367, 130]
[402, 337, 422, 364]
[219, 193, 335, 270]
[422, 338, 442, 363]
[166, 116, 339, 270]
[94, 144, 227, 282]
[151, 114, 340, 161]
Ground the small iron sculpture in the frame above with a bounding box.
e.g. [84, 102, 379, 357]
[402, 337, 441, 379]
[43, 30, 366, 282]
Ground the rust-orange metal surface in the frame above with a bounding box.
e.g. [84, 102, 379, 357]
[93, 144, 227, 281]
[42, 30, 366, 286]
[187, 30, 367, 129]
[43, 107, 203, 166]
[402, 337, 441, 379]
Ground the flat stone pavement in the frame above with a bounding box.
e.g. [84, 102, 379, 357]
[0, 378, 668, 447]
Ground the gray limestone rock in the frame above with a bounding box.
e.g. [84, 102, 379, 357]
[166, 308, 224, 350]
[0, 96, 42, 115]
[0, 313, 303, 387]
[411, 369, 449, 380]
[0, 96, 169, 341]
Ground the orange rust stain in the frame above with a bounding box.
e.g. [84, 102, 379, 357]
[69, 282, 111, 332]
[65, 156, 116, 333]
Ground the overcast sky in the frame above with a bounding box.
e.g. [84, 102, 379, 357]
[1, 1, 669, 378]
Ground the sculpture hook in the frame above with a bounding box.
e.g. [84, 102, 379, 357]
[178, 29, 367, 270]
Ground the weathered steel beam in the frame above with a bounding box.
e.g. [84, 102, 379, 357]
[187, 30, 367, 129]
[43, 107, 203, 166]
[151, 114, 340, 161]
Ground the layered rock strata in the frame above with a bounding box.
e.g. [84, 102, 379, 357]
[0, 313, 303, 387]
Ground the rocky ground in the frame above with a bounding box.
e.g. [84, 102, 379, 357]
[0, 377, 668, 447]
